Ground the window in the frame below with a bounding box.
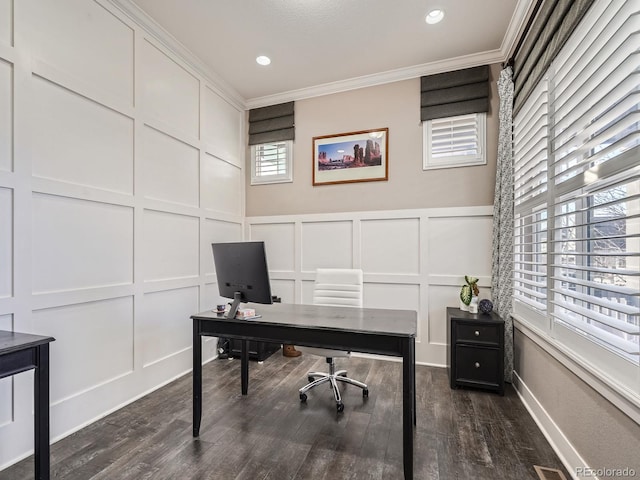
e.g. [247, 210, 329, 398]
[423, 113, 486, 170]
[513, 0, 639, 394]
[250, 140, 293, 185]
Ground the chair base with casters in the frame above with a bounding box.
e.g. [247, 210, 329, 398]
[299, 357, 368, 412]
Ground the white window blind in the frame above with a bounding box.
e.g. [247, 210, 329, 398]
[251, 141, 293, 185]
[514, 0, 640, 374]
[423, 113, 486, 169]
[514, 80, 549, 321]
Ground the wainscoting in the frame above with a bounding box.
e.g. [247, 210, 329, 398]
[0, 0, 244, 469]
[247, 205, 494, 366]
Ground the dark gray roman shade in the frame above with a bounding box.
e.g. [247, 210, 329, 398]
[513, 0, 595, 115]
[420, 65, 490, 121]
[248, 101, 294, 145]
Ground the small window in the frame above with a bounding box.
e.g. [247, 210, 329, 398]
[251, 140, 293, 185]
[423, 113, 486, 170]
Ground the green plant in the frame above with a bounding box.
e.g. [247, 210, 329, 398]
[460, 275, 479, 306]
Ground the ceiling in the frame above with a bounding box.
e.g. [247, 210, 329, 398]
[123, 0, 530, 108]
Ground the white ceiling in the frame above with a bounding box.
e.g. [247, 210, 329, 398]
[123, 0, 530, 107]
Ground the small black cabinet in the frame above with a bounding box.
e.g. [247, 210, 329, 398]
[446, 307, 504, 395]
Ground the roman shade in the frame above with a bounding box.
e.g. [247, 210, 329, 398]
[248, 101, 294, 145]
[513, 0, 595, 115]
[420, 65, 490, 121]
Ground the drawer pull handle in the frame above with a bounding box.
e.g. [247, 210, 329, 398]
[475, 362, 480, 368]
[474, 330, 480, 336]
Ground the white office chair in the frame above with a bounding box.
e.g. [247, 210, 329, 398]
[298, 268, 369, 412]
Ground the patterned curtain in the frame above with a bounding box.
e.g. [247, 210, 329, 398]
[493, 67, 514, 382]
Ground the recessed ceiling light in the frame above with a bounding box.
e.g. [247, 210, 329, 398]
[425, 9, 444, 24]
[256, 55, 271, 66]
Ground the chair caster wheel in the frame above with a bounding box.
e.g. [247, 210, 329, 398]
[339, 372, 347, 377]
[337, 403, 344, 413]
[307, 376, 315, 383]
[363, 389, 369, 397]
[300, 393, 307, 403]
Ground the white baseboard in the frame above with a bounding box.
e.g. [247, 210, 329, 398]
[512, 371, 594, 480]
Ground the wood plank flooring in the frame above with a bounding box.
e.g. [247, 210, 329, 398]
[1, 353, 570, 479]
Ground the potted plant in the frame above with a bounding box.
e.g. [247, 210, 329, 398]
[460, 275, 479, 312]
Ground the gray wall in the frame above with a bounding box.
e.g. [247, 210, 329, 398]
[514, 329, 640, 478]
[245, 63, 502, 216]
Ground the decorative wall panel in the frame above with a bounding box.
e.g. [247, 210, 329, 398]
[270, 279, 295, 304]
[250, 223, 295, 272]
[140, 287, 197, 367]
[31, 76, 134, 194]
[139, 39, 199, 139]
[301, 221, 353, 272]
[0, 0, 11, 47]
[201, 152, 242, 216]
[142, 210, 199, 282]
[0, 314, 12, 428]
[32, 194, 133, 294]
[364, 283, 420, 311]
[361, 218, 419, 274]
[248, 206, 493, 366]
[202, 86, 241, 164]
[203, 219, 242, 275]
[32, 297, 134, 403]
[21, 0, 134, 104]
[428, 216, 493, 275]
[0, 188, 11, 298]
[0, 59, 11, 172]
[141, 126, 199, 206]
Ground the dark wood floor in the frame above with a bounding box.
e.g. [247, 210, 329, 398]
[2, 352, 569, 479]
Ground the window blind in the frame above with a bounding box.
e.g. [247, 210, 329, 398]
[251, 141, 292, 184]
[420, 65, 489, 121]
[248, 102, 294, 145]
[428, 114, 483, 159]
[513, 0, 640, 363]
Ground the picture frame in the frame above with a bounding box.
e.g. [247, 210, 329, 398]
[312, 128, 389, 186]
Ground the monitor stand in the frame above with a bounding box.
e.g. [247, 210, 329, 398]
[226, 292, 242, 320]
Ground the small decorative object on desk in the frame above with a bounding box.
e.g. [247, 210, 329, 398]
[478, 299, 494, 314]
[459, 275, 479, 312]
[216, 304, 226, 313]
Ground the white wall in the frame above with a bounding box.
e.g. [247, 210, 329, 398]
[247, 206, 493, 366]
[0, 0, 244, 468]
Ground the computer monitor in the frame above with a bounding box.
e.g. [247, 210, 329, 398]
[211, 241, 273, 319]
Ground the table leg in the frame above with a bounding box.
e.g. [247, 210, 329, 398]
[34, 343, 50, 480]
[241, 339, 248, 395]
[402, 338, 414, 480]
[412, 339, 416, 426]
[193, 320, 202, 437]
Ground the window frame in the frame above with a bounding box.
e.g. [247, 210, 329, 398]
[512, 0, 640, 412]
[250, 140, 293, 185]
[422, 112, 487, 170]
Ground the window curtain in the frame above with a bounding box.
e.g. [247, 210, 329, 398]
[248, 101, 294, 145]
[493, 66, 514, 382]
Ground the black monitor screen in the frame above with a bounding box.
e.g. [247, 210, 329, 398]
[211, 241, 272, 318]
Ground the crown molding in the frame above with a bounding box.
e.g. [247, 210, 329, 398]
[245, 49, 505, 109]
[105, 0, 246, 111]
[501, 0, 538, 61]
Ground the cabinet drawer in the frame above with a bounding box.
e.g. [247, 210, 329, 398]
[455, 345, 500, 386]
[456, 323, 500, 345]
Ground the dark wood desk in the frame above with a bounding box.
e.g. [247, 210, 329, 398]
[192, 302, 417, 479]
[0, 330, 55, 480]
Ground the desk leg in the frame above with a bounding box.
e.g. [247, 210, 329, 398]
[412, 340, 416, 426]
[193, 320, 202, 437]
[34, 344, 50, 480]
[241, 340, 248, 395]
[402, 338, 414, 480]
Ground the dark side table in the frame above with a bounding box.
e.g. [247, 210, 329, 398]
[446, 307, 504, 395]
[0, 330, 55, 479]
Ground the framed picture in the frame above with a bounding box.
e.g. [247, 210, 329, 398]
[312, 128, 389, 186]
